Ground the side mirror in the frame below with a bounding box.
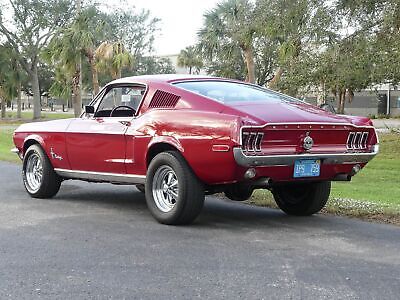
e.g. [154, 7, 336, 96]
[85, 105, 95, 114]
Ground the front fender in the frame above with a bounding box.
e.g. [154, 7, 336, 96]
[23, 134, 46, 153]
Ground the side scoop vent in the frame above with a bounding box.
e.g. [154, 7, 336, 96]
[149, 90, 180, 108]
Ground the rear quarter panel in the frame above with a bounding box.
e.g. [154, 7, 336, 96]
[126, 109, 242, 184]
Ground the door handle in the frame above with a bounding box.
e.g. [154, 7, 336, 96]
[119, 121, 131, 127]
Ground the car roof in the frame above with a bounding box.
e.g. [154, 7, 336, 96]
[108, 74, 228, 86]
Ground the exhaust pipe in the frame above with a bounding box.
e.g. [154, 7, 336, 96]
[333, 174, 352, 181]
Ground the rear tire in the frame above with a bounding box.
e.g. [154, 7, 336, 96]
[272, 181, 330, 216]
[145, 151, 204, 225]
[224, 184, 253, 201]
[22, 144, 62, 198]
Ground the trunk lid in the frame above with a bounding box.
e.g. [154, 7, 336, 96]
[225, 101, 376, 156]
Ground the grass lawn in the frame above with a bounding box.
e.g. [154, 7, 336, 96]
[0, 111, 74, 124]
[331, 133, 400, 207]
[0, 126, 19, 163]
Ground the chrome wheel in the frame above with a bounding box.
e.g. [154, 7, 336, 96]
[152, 166, 179, 213]
[25, 152, 43, 193]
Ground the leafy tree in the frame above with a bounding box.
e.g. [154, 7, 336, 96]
[21, 63, 54, 99]
[198, 0, 257, 83]
[177, 46, 203, 74]
[308, 36, 376, 113]
[337, 0, 400, 85]
[134, 56, 176, 75]
[0, 44, 16, 118]
[204, 46, 247, 81]
[256, 0, 336, 90]
[108, 6, 160, 54]
[95, 41, 133, 80]
[0, 43, 24, 118]
[0, 0, 73, 119]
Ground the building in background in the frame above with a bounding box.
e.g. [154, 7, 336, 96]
[305, 83, 400, 117]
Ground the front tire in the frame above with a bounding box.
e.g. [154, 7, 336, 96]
[145, 151, 204, 225]
[22, 144, 62, 198]
[272, 181, 331, 216]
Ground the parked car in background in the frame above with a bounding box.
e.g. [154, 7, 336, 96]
[12, 75, 379, 224]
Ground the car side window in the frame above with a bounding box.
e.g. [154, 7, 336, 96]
[95, 86, 146, 117]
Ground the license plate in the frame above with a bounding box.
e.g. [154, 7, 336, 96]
[293, 159, 321, 178]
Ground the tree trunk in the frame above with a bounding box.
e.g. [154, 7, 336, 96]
[72, 69, 82, 117]
[89, 55, 100, 96]
[17, 83, 22, 119]
[337, 90, 346, 114]
[316, 82, 326, 106]
[243, 47, 256, 84]
[0, 97, 5, 119]
[268, 67, 284, 90]
[189, 66, 192, 75]
[31, 65, 41, 120]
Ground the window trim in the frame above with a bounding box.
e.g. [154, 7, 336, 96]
[172, 79, 304, 104]
[84, 82, 148, 119]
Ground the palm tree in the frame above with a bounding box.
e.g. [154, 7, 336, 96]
[46, 7, 107, 116]
[77, 6, 109, 96]
[95, 41, 133, 80]
[177, 46, 203, 74]
[45, 25, 83, 117]
[198, 0, 257, 83]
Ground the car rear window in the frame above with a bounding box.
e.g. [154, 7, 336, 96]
[174, 81, 296, 104]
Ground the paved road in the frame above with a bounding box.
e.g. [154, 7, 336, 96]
[0, 162, 399, 299]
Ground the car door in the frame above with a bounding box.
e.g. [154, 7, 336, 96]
[66, 84, 145, 174]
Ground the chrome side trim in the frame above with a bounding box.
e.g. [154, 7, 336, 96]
[233, 146, 379, 167]
[54, 168, 145, 184]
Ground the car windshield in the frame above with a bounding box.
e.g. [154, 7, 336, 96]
[174, 80, 297, 104]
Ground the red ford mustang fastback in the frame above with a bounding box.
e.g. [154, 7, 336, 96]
[12, 75, 378, 224]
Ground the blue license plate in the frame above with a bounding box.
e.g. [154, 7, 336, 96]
[293, 159, 321, 178]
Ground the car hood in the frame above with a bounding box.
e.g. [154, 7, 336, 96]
[222, 101, 353, 125]
[15, 118, 74, 133]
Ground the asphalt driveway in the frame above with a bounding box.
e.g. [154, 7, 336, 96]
[0, 161, 399, 299]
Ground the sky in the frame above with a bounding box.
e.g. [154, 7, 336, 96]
[107, 0, 221, 56]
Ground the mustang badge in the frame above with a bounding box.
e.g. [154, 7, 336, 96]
[303, 132, 314, 151]
[50, 147, 63, 161]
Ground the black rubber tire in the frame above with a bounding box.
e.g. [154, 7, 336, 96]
[272, 181, 331, 216]
[145, 151, 204, 225]
[135, 184, 145, 193]
[22, 144, 62, 198]
[224, 185, 253, 201]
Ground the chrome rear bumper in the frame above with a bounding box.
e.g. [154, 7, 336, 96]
[233, 145, 379, 167]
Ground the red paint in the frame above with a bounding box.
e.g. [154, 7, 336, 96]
[13, 75, 378, 186]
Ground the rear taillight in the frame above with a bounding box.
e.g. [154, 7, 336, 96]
[242, 132, 264, 152]
[346, 132, 369, 150]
